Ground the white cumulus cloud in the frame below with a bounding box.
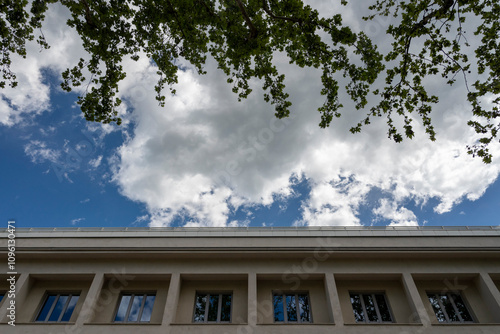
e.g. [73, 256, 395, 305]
[373, 199, 418, 227]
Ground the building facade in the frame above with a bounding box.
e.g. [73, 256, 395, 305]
[1, 226, 500, 333]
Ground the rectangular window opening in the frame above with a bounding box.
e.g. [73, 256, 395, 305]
[427, 292, 474, 323]
[273, 292, 312, 323]
[35, 293, 80, 322]
[349, 292, 393, 323]
[193, 292, 232, 323]
[114, 292, 156, 323]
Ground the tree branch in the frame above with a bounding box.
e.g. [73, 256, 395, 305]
[165, 0, 188, 41]
[413, 0, 456, 32]
[262, 0, 302, 23]
[234, 0, 258, 39]
[400, 0, 456, 82]
[79, 0, 96, 28]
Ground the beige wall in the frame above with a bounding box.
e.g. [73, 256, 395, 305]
[1, 228, 500, 333]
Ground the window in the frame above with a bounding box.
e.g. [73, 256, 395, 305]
[35, 293, 80, 322]
[0, 292, 4, 303]
[350, 293, 393, 323]
[193, 292, 232, 323]
[427, 292, 474, 323]
[273, 292, 311, 323]
[114, 293, 156, 322]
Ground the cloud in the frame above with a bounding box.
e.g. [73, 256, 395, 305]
[88, 155, 103, 169]
[0, 63, 51, 126]
[373, 199, 418, 227]
[24, 140, 61, 164]
[0, 4, 86, 126]
[132, 214, 149, 226]
[109, 30, 500, 227]
[297, 176, 369, 226]
[71, 217, 85, 225]
[228, 219, 251, 227]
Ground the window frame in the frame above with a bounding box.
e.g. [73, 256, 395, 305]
[34, 292, 80, 323]
[426, 291, 475, 323]
[112, 291, 157, 323]
[192, 291, 233, 323]
[272, 291, 313, 324]
[349, 291, 394, 323]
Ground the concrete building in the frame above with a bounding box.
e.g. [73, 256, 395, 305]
[1, 225, 500, 333]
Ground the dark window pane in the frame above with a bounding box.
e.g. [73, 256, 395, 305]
[115, 295, 131, 322]
[451, 294, 473, 322]
[363, 294, 378, 322]
[298, 294, 311, 322]
[207, 294, 220, 321]
[428, 294, 446, 322]
[220, 294, 232, 322]
[193, 293, 232, 323]
[60, 295, 79, 322]
[140, 295, 156, 322]
[194, 294, 206, 322]
[48, 295, 67, 322]
[350, 294, 365, 322]
[0, 294, 4, 303]
[286, 294, 297, 322]
[36, 295, 57, 322]
[127, 295, 144, 322]
[440, 294, 459, 322]
[273, 294, 284, 322]
[375, 294, 392, 322]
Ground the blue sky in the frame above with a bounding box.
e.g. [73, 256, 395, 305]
[1, 2, 500, 228]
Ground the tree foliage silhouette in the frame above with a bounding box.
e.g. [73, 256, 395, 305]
[1, 0, 499, 162]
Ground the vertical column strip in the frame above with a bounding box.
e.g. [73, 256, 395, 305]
[324, 272, 343, 325]
[0, 272, 30, 323]
[477, 272, 500, 323]
[75, 272, 105, 326]
[401, 272, 430, 326]
[162, 272, 181, 326]
[248, 272, 257, 326]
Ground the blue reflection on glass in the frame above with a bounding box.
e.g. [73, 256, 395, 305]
[140, 295, 156, 322]
[61, 295, 79, 322]
[114, 295, 131, 322]
[127, 295, 144, 322]
[36, 295, 56, 322]
[286, 294, 297, 322]
[273, 294, 284, 322]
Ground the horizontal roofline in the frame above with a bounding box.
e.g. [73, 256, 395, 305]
[2, 225, 500, 239]
[4, 225, 500, 233]
[3, 226, 500, 249]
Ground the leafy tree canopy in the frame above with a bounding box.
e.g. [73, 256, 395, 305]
[1, 0, 499, 162]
